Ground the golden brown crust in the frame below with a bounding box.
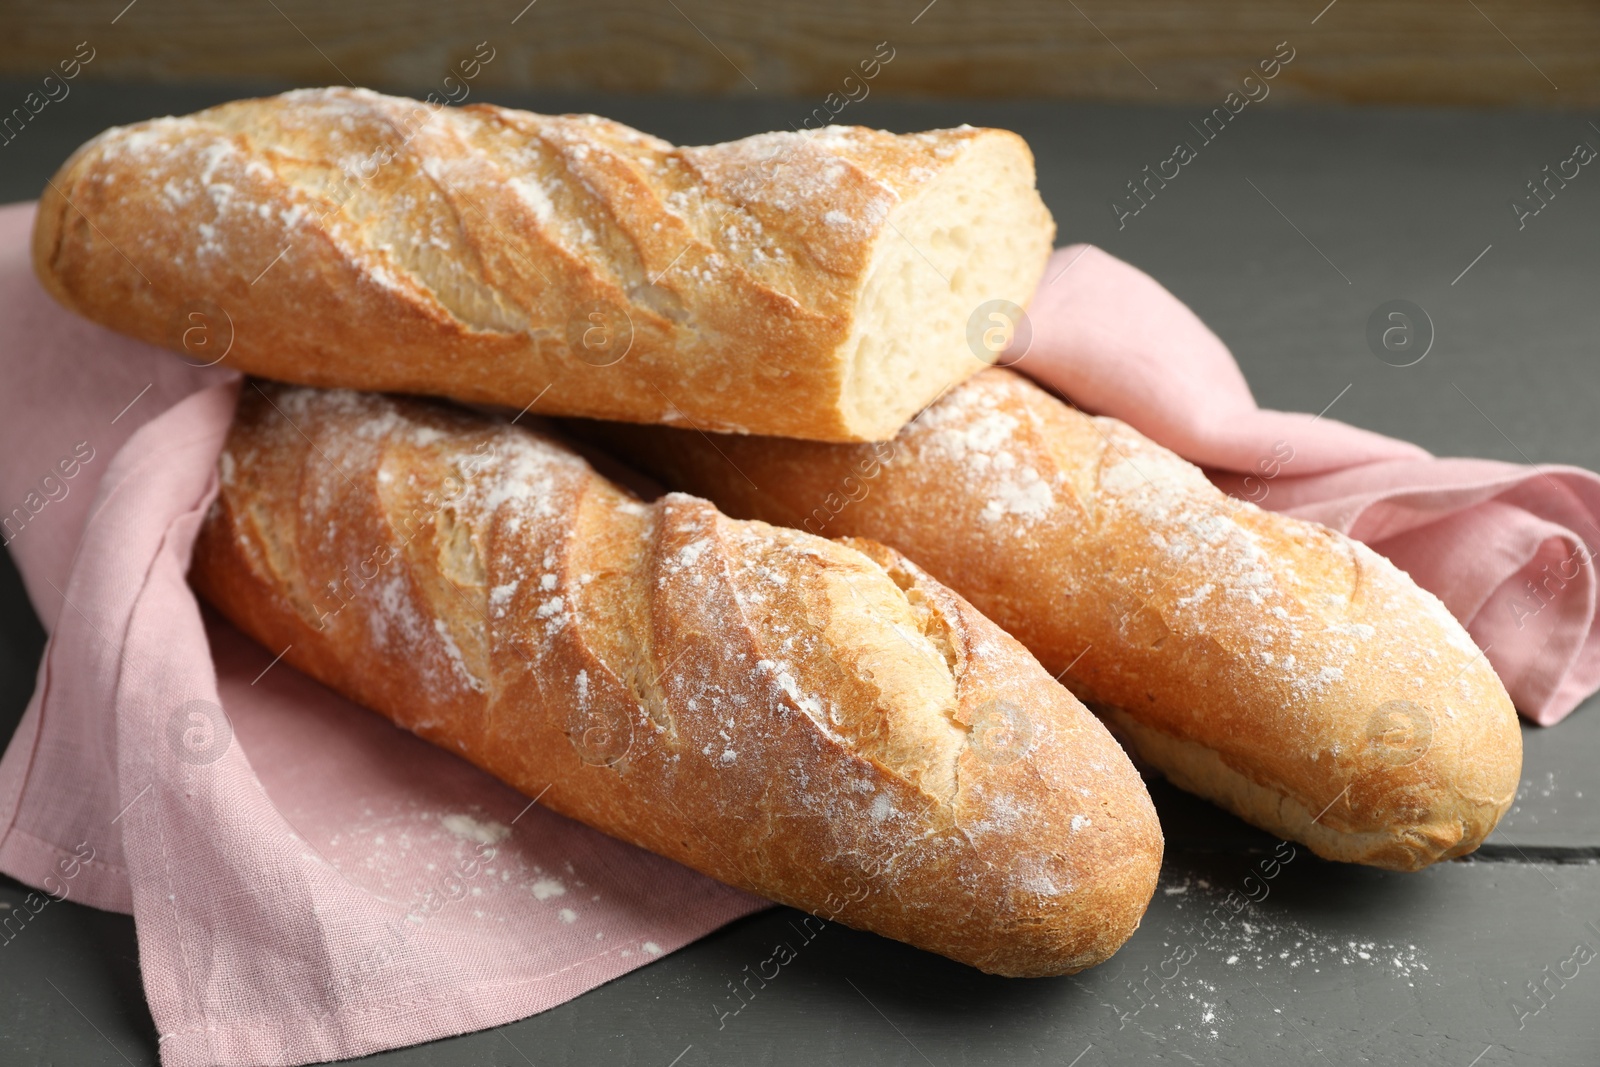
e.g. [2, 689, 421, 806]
[189, 382, 1161, 976]
[576, 368, 1524, 870]
[34, 87, 1053, 442]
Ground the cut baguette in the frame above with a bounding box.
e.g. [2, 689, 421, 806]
[33, 88, 1054, 442]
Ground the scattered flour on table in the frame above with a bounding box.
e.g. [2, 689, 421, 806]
[1162, 874, 1430, 982]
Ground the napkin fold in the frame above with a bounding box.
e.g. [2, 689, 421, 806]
[1, 201, 1593, 1067]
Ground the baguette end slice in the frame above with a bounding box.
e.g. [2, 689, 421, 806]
[832, 127, 1055, 440]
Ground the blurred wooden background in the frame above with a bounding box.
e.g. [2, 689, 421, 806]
[1, 0, 1595, 106]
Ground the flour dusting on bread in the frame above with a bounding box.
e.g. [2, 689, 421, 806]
[191, 382, 1164, 977]
[38, 87, 1056, 441]
[584, 367, 1522, 871]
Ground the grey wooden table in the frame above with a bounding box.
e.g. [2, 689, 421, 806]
[1, 83, 1597, 1067]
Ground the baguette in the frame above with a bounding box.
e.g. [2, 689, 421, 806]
[576, 368, 1524, 871]
[33, 87, 1054, 443]
[188, 382, 1162, 977]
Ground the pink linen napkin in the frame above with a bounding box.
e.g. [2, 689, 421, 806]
[0, 200, 763, 1066]
[1023, 244, 1600, 726]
